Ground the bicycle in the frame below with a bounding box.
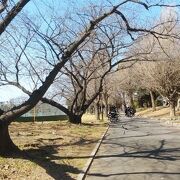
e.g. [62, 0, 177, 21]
[108, 112, 119, 123]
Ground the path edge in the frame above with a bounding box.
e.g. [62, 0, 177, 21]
[77, 125, 109, 180]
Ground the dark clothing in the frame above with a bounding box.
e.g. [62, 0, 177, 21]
[125, 107, 136, 117]
[108, 106, 119, 122]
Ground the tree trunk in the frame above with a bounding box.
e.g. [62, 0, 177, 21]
[169, 100, 176, 118]
[68, 114, 82, 124]
[95, 103, 100, 120]
[0, 122, 19, 155]
[129, 94, 134, 108]
[122, 92, 127, 112]
[104, 98, 109, 117]
[176, 98, 180, 111]
[103, 91, 109, 117]
[101, 106, 104, 121]
[150, 90, 156, 111]
[105, 103, 108, 117]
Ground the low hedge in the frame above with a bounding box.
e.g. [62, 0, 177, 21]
[15, 115, 68, 122]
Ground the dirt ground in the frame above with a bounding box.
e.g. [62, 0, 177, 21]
[0, 117, 107, 180]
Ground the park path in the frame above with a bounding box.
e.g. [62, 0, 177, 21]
[85, 117, 180, 180]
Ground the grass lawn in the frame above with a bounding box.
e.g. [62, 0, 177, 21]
[0, 115, 108, 180]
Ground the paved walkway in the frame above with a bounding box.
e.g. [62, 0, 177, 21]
[85, 117, 180, 180]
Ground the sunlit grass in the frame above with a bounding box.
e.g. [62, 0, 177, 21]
[0, 115, 107, 179]
[136, 106, 180, 120]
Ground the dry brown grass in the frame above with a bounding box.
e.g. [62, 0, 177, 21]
[136, 106, 180, 120]
[0, 115, 107, 180]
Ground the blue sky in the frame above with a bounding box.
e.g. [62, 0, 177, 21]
[0, 0, 179, 102]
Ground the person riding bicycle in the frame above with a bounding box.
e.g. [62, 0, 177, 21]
[108, 106, 119, 122]
[125, 106, 136, 117]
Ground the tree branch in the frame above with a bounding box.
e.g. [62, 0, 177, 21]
[0, 0, 31, 35]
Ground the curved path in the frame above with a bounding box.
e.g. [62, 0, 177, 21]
[85, 117, 180, 180]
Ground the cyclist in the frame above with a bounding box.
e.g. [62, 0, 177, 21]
[108, 106, 119, 122]
[125, 106, 136, 117]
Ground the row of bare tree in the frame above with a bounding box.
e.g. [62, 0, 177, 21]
[106, 12, 180, 117]
[0, 0, 180, 155]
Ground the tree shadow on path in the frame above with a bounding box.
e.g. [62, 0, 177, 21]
[88, 171, 180, 177]
[86, 139, 180, 178]
[95, 139, 180, 161]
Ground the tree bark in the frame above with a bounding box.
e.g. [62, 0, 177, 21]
[101, 106, 104, 121]
[176, 98, 180, 111]
[169, 100, 176, 118]
[0, 122, 19, 155]
[122, 92, 128, 113]
[128, 92, 135, 108]
[68, 114, 82, 124]
[0, 0, 30, 35]
[103, 94, 109, 117]
[105, 103, 109, 117]
[149, 90, 156, 111]
[95, 103, 100, 120]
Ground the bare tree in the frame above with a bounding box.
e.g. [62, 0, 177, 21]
[32, 1, 180, 122]
[151, 60, 180, 117]
[133, 10, 180, 116]
[0, 0, 31, 35]
[29, 22, 123, 124]
[1, 0, 180, 154]
[0, 0, 140, 154]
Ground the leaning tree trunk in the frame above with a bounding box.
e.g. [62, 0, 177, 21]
[0, 122, 19, 155]
[68, 114, 82, 124]
[169, 100, 176, 118]
[149, 90, 156, 111]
